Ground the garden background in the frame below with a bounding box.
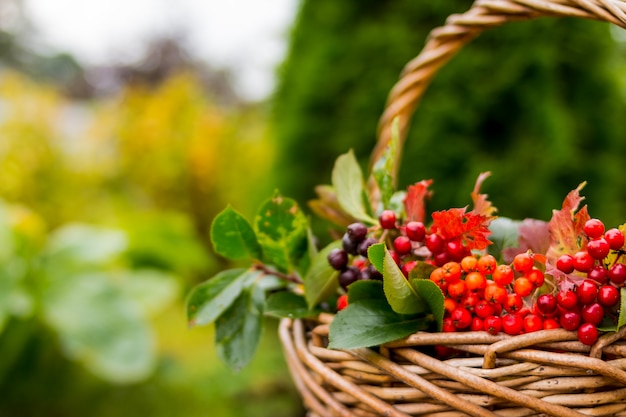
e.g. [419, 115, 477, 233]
[1, 1, 626, 416]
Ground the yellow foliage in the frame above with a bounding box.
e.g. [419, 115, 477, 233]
[0, 70, 275, 242]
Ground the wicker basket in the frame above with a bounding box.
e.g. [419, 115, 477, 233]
[279, 1, 626, 416]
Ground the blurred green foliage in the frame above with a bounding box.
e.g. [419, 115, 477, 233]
[0, 71, 301, 416]
[272, 0, 626, 234]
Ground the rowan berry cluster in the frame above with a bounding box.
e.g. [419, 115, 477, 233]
[329, 209, 626, 348]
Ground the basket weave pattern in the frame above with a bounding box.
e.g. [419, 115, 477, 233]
[280, 1, 626, 416]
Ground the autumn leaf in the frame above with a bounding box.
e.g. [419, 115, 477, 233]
[471, 172, 497, 218]
[546, 182, 590, 265]
[404, 180, 433, 223]
[431, 207, 492, 251]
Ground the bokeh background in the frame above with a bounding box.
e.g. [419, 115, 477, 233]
[1, 1, 626, 416]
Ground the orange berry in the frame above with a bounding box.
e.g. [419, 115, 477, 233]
[477, 254, 497, 275]
[461, 255, 478, 273]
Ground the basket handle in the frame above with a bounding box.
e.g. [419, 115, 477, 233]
[372, 0, 626, 188]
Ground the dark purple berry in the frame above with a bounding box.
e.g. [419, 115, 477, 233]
[346, 222, 368, 242]
[338, 266, 360, 290]
[327, 248, 349, 270]
[342, 233, 358, 255]
[357, 237, 378, 257]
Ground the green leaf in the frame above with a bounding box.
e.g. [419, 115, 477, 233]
[186, 269, 259, 327]
[215, 284, 264, 371]
[328, 281, 428, 349]
[371, 117, 401, 208]
[367, 242, 385, 272]
[408, 261, 437, 280]
[254, 193, 309, 273]
[488, 217, 521, 259]
[42, 272, 155, 383]
[332, 150, 377, 225]
[46, 224, 128, 266]
[411, 279, 445, 331]
[116, 269, 180, 318]
[211, 206, 262, 261]
[265, 291, 319, 319]
[618, 287, 626, 330]
[304, 241, 341, 309]
[382, 246, 425, 315]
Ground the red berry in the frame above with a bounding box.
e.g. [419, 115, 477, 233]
[576, 280, 598, 305]
[587, 238, 610, 260]
[475, 300, 496, 319]
[484, 316, 502, 335]
[405, 221, 426, 242]
[504, 293, 524, 313]
[460, 292, 480, 310]
[502, 314, 523, 335]
[577, 323, 599, 346]
[450, 307, 472, 330]
[526, 268, 545, 288]
[557, 290, 578, 310]
[492, 264, 514, 286]
[536, 294, 558, 315]
[560, 310, 581, 331]
[393, 236, 412, 255]
[573, 251, 594, 273]
[598, 284, 620, 307]
[513, 252, 535, 274]
[337, 294, 349, 311]
[588, 265, 608, 284]
[401, 260, 418, 277]
[425, 233, 444, 254]
[447, 280, 467, 300]
[608, 263, 626, 285]
[523, 314, 543, 333]
[441, 262, 462, 283]
[470, 317, 484, 332]
[584, 219, 605, 239]
[543, 318, 561, 330]
[442, 317, 457, 333]
[446, 239, 466, 261]
[605, 228, 625, 250]
[556, 254, 575, 274]
[379, 210, 397, 229]
[581, 302, 604, 326]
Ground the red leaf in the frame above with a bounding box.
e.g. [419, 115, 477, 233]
[431, 207, 492, 250]
[404, 180, 433, 223]
[501, 219, 550, 263]
[546, 182, 590, 266]
[471, 172, 497, 217]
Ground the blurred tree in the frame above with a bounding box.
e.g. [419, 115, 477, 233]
[272, 1, 626, 231]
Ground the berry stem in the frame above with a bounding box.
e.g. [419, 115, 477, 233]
[252, 262, 303, 284]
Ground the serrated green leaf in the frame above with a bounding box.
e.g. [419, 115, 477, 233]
[368, 242, 385, 272]
[371, 118, 401, 209]
[332, 150, 377, 225]
[215, 285, 264, 371]
[254, 193, 308, 273]
[265, 291, 320, 319]
[210, 206, 262, 261]
[186, 269, 259, 327]
[328, 281, 428, 349]
[382, 246, 425, 315]
[304, 241, 341, 309]
[411, 279, 445, 331]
